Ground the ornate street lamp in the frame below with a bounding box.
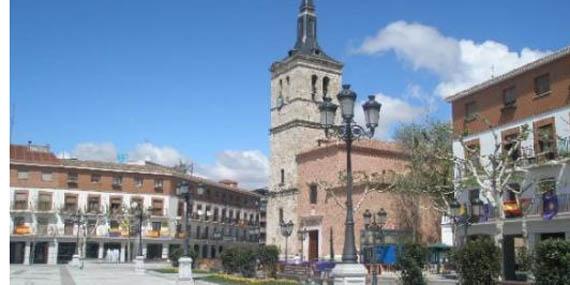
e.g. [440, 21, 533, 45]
[297, 228, 308, 262]
[362, 208, 387, 285]
[131, 202, 144, 257]
[280, 220, 294, 264]
[450, 198, 483, 246]
[176, 181, 191, 256]
[319, 84, 381, 265]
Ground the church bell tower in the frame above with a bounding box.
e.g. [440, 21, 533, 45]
[266, 0, 343, 248]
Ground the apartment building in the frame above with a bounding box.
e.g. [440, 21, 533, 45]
[10, 144, 261, 265]
[446, 46, 570, 279]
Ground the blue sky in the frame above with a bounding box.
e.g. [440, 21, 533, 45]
[10, 0, 570, 188]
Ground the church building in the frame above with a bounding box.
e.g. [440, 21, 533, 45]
[266, 0, 441, 261]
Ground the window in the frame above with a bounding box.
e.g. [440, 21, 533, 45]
[68, 172, 78, 182]
[465, 101, 478, 121]
[503, 133, 521, 162]
[37, 217, 49, 235]
[110, 220, 119, 230]
[221, 208, 227, 222]
[17, 169, 28, 180]
[151, 222, 161, 232]
[310, 185, 318, 204]
[154, 179, 163, 192]
[204, 226, 209, 239]
[151, 199, 164, 216]
[87, 219, 97, 236]
[205, 205, 211, 221]
[64, 220, 74, 235]
[468, 189, 480, 204]
[110, 197, 122, 214]
[464, 139, 481, 169]
[112, 176, 123, 188]
[88, 195, 100, 213]
[64, 194, 78, 212]
[323, 76, 330, 96]
[213, 208, 219, 222]
[502, 86, 516, 107]
[178, 201, 185, 217]
[534, 73, 550, 96]
[311, 75, 318, 100]
[38, 192, 52, 211]
[134, 177, 143, 188]
[280, 169, 285, 185]
[279, 208, 284, 223]
[41, 171, 53, 181]
[13, 191, 28, 210]
[536, 124, 556, 159]
[131, 197, 143, 209]
[196, 226, 201, 239]
[91, 174, 101, 183]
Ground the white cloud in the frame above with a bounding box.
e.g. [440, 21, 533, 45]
[197, 150, 269, 190]
[71, 142, 117, 162]
[128, 143, 190, 166]
[354, 93, 426, 139]
[62, 141, 268, 190]
[356, 21, 551, 98]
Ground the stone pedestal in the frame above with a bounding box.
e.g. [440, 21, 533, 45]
[69, 254, 81, 267]
[177, 257, 194, 285]
[134, 255, 145, 274]
[331, 263, 368, 285]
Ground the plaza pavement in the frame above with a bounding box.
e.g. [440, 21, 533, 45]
[10, 261, 215, 285]
[10, 261, 459, 285]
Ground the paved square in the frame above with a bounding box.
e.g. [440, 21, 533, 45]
[10, 263, 214, 285]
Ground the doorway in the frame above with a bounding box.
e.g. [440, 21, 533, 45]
[86, 242, 99, 259]
[308, 230, 319, 261]
[10, 242, 26, 264]
[57, 242, 76, 264]
[32, 242, 49, 264]
[147, 244, 163, 259]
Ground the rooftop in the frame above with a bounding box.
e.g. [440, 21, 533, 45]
[445, 45, 570, 102]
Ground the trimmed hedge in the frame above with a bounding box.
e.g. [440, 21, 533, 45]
[451, 236, 500, 285]
[169, 247, 197, 267]
[532, 239, 570, 285]
[221, 245, 280, 278]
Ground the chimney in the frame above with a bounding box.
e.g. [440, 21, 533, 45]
[219, 179, 238, 188]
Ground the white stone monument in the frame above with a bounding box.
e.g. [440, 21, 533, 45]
[70, 254, 81, 267]
[177, 257, 194, 285]
[134, 255, 145, 273]
[331, 263, 368, 285]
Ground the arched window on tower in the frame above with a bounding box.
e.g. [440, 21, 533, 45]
[323, 76, 330, 97]
[311, 75, 318, 101]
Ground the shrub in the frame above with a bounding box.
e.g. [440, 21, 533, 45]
[169, 247, 197, 267]
[532, 239, 570, 285]
[451, 236, 500, 285]
[221, 246, 257, 277]
[256, 245, 280, 278]
[397, 242, 428, 285]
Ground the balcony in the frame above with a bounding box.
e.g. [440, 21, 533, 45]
[36, 202, 53, 212]
[11, 201, 30, 211]
[13, 225, 32, 235]
[470, 193, 570, 223]
[145, 230, 160, 238]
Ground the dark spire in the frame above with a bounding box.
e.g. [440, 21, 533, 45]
[289, 0, 334, 61]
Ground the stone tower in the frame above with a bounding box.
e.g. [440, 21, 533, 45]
[266, 0, 343, 253]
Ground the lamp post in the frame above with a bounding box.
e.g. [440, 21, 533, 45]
[280, 220, 294, 264]
[297, 228, 308, 263]
[176, 181, 191, 256]
[450, 199, 483, 246]
[176, 181, 204, 283]
[70, 210, 85, 267]
[320, 84, 381, 285]
[363, 208, 387, 285]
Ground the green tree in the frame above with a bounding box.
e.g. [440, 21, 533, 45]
[397, 242, 428, 285]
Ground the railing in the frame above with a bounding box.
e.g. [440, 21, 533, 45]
[471, 193, 570, 223]
[12, 201, 29, 210]
[13, 225, 32, 235]
[37, 202, 52, 211]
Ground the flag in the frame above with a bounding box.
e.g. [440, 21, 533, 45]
[543, 191, 558, 220]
